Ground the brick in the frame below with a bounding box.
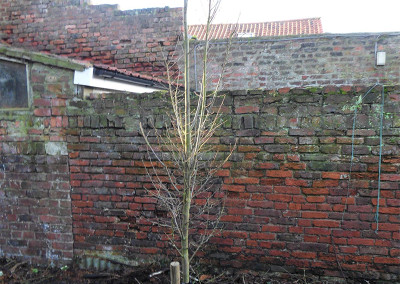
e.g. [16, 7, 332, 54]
[372, 223, 400, 231]
[104, 167, 125, 174]
[274, 186, 300, 194]
[255, 162, 277, 169]
[236, 129, 260, 136]
[297, 145, 319, 153]
[221, 184, 245, 192]
[234, 177, 259, 184]
[247, 200, 274, 208]
[281, 163, 306, 170]
[390, 249, 400, 257]
[348, 238, 374, 246]
[248, 170, 265, 177]
[81, 180, 103, 187]
[250, 232, 275, 240]
[381, 174, 400, 181]
[237, 145, 261, 152]
[141, 248, 160, 254]
[374, 257, 400, 265]
[267, 194, 292, 202]
[360, 247, 388, 255]
[220, 246, 243, 253]
[299, 137, 318, 145]
[319, 137, 336, 144]
[313, 220, 340, 228]
[285, 179, 311, 187]
[260, 178, 285, 185]
[342, 145, 370, 155]
[235, 105, 259, 114]
[292, 251, 317, 259]
[254, 137, 274, 144]
[276, 137, 297, 144]
[220, 215, 243, 222]
[341, 263, 366, 272]
[278, 87, 291, 94]
[34, 108, 51, 116]
[289, 129, 315, 136]
[223, 231, 248, 238]
[306, 196, 326, 203]
[312, 180, 339, 187]
[302, 212, 328, 219]
[215, 169, 230, 177]
[305, 227, 331, 235]
[261, 225, 285, 232]
[302, 188, 329, 195]
[73, 201, 94, 208]
[210, 237, 234, 245]
[266, 170, 292, 178]
[39, 215, 60, 223]
[264, 145, 290, 153]
[337, 137, 364, 144]
[227, 208, 253, 215]
[134, 197, 157, 204]
[33, 98, 51, 107]
[321, 172, 348, 179]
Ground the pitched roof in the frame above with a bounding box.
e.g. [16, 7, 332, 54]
[188, 18, 323, 40]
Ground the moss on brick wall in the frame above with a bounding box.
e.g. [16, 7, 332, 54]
[191, 34, 400, 90]
[67, 85, 400, 280]
[0, 1, 182, 77]
[0, 61, 75, 265]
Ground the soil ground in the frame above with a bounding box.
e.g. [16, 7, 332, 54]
[0, 257, 360, 283]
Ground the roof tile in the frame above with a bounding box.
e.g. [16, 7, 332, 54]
[189, 18, 323, 40]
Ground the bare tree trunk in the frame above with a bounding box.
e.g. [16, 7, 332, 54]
[182, 1, 191, 283]
[182, 171, 191, 283]
[140, 1, 232, 283]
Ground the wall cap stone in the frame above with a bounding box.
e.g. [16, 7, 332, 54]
[0, 44, 87, 71]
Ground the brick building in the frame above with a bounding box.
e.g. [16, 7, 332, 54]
[0, 0, 400, 281]
[0, 43, 170, 265]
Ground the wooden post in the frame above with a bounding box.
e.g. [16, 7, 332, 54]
[170, 261, 180, 284]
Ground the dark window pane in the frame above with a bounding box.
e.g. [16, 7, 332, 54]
[0, 60, 28, 108]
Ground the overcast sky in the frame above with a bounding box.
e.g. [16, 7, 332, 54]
[91, 0, 400, 34]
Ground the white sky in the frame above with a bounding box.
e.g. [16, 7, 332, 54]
[91, 0, 400, 34]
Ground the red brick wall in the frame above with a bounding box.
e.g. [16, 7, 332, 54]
[0, 0, 182, 77]
[67, 86, 400, 280]
[0, 60, 75, 265]
[191, 34, 400, 90]
[4, 1, 400, 91]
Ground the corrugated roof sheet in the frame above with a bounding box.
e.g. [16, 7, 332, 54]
[188, 18, 323, 40]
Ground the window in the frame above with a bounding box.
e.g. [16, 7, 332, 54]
[0, 59, 29, 109]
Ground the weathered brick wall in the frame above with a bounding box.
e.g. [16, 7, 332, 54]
[0, 61, 75, 265]
[3, 0, 400, 89]
[67, 85, 400, 280]
[0, 0, 182, 77]
[67, 91, 171, 262]
[191, 34, 400, 90]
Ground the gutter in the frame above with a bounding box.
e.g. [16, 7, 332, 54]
[74, 67, 167, 93]
[93, 67, 166, 89]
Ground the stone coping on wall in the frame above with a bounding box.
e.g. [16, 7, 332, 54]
[0, 44, 87, 71]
